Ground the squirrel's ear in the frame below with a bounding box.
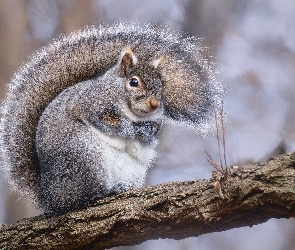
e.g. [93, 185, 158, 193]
[119, 45, 138, 77]
[152, 56, 164, 69]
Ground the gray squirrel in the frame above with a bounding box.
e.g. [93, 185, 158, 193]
[0, 22, 223, 214]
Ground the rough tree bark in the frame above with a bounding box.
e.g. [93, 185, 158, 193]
[1, 152, 295, 250]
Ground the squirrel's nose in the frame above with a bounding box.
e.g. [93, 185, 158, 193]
[150, 99, 161, 110]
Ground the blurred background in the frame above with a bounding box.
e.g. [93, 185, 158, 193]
[1, 0, 295, 249]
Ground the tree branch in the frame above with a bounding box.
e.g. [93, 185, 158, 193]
[1, 153, 295, 250]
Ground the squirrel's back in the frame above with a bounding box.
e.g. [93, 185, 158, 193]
[0, 22, 223, 211]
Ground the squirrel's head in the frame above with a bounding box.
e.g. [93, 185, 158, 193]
[118, 46, 164, 118]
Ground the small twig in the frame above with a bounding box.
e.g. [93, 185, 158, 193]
[220, 101, 228, 169]
[205, 102, 228, 179]
[212, 104, 224, 171]
[205, 150, 224, 173]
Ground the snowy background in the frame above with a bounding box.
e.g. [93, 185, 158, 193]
[1, 0, 295, 249]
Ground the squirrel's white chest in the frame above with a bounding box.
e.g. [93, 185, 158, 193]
[89, 127, 157, 192]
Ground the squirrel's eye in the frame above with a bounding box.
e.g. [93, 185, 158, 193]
[129, 78, 139, 87]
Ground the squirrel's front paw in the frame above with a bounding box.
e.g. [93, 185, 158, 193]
[133, 121, 161, 142]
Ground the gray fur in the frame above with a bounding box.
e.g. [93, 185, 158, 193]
[0, 22, 224, 214]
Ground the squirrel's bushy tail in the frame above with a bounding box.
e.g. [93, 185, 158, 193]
[0, 22, 224, 200]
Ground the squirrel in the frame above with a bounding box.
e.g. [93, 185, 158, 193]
[0, 22, 223, 215]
